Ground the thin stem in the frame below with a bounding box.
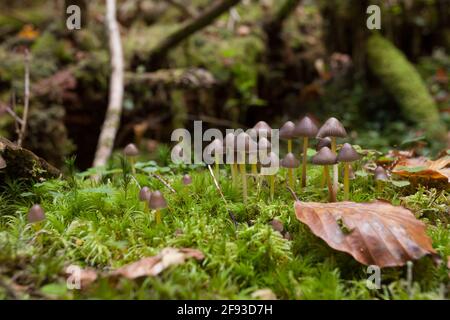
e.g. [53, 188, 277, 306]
[344, 163, 349, 201]
[18, 50, 30, 147]
[214, 153, 220, 177]
[288, 168, 294, 189]
[239, 163, 247, 203]
[251, 163, 258, 175]
[270, 174, 275, 201]
[155, 209, 161, 224]
[331, 137, 338, 194]
[301, 137, 308, 188]
[130, 157, 136, 175]
[324, 165, 335, 202]
[287, 139, 292, 153]
[231, 163, 238, 186]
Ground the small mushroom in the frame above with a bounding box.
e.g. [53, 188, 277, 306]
[236, 132, 257, 203]
[337, 143, 360, 201]
[28, 204, 45, 224]
[139, 187, 152, 212]
[311, 147, 337, 202]
[149, 190, 167, 224]
[270, 219, 284, 233]
[182, 174, 192, 186]
[294, 116, 319, 189]
[253, 121, 272, 138]
[205, 139, 223, 177]
[281, 153, 300, 189]
[0, 155, 6, 169]
[123, 143, 139, 174]
[316, 137, 332, 151]
[374, 166, 389, 192]
[224, 133, 238, 185]
[261, 152, 279, 200]
[279, 121, 296, 153]
[316, 117, 347, 198]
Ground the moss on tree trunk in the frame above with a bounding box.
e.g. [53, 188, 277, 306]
[366, 34, 446, 145]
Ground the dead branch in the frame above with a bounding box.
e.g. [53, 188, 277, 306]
[93, 0, 124, 168]
[17, 50, 30, 147]
[147, 0, 241, 69]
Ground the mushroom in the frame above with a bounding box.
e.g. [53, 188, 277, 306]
[374, 166, 388, 192]
[224, 133, 238, 186]
[149, 190, 167, 224]
[139, 187, 152, 213]
[0, 155, 6, 169]
[255, 137, 271, 178]
[205, 138, 223, 177]
[28, 204, 45, 224]
[182, 174, 192, 186]
[253, 121, 272, 138]
[311, 147, 337, 202]
[123, 143, 139, 174]
[281, 153, 300, 189]
[261, 151, 279, 200]
[316, 137, 332, 151]
[236, 132, 257, 203]
[337, 143, 360, 201]
[294, 116, 319, 189]
[316, 117, 347, 197]
[279, 121, 296, 153]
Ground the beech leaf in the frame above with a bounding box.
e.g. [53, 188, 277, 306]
[294, 200, 437, 267]
[392, 156, 450, 184]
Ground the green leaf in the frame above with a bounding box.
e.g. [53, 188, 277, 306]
[307, 148, 316, 157]
[41, 283, 67, 297]
[355, 170, 368, 177]
[390, 180, 411, 187]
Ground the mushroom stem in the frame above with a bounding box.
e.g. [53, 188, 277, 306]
[288, 168, 294, 189]
[231, 163, 238, 185]
[301, 137, 308, 188]
[288, 139, 292, 153]
[129, 157, 136, 175]
[324, 165, 335, 202]
[155, 209, 161, 224]
[269, 174, 275, 201]
[239, 163, 247, 203]
[214, 153, 220, 177]
[331, 137, 338, 194]
[343, 163, 350, 201]
[251, 163, 258, 175]
[376, 181, 382, 193]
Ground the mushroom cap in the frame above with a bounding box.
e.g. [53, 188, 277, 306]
[311, 147, 337, 165]
[139, 187, 151, 202]
[294, 116, 319, 138]
[27, 204, 45, 223]
[279, 121, 296, 140]
[205, 139, 224, 155]
[316, 137, 332, 151]
[374, 166, 388, 181]
[258, 137, 271, 152]
[316, 117, 347, 138]
[123, 143, 139, 157]
[337, 143, 360, 162]
[0, 155, 6, 169]
[149, 190, 167, 209]
[253, 121, 272, 137]
[261, 152, 279, 168]
[236, 132, 257, 154]
[182, 174, 192, 185]
[281, 153, 300, 168]
[172, 144, 184, 157]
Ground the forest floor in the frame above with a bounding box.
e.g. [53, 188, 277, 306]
[0, 150, 449, 300]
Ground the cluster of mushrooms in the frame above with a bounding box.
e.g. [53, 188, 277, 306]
[203, 116, 365, 203]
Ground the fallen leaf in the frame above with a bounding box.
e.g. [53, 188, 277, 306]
[392, 156, 450, 184]
[65, 265, 98, 289]
[112, 248, 204, 279]
[294, 200, 437, 267]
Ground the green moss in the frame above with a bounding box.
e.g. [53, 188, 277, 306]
[366, 34, 446, 146]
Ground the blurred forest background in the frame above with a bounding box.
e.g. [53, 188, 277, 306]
[0, 0, 449, 170]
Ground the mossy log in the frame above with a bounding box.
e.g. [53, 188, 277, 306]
[0, 137, 61, 183]
[366, 34, 446, 144]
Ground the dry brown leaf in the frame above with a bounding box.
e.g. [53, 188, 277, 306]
[65, 265, 98, 289]
[112, 248, 204, 279]
[392, 156, 450, 183]
[294, 200, 436, 267]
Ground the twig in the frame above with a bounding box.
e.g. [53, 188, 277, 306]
[17, 50, 30, 147]
[286, 185, 299, 201]
[207, 165, 238, 227]
[10, 89, 20, 137]
[151, 173, 176, 193]
[5, 106, 24, 126]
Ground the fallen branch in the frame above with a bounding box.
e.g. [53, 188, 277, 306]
[147, 0, 241, 69]
[93, 0, 124, 168]
[151, 173, 176, 194]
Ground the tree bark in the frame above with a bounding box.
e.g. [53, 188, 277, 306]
[92, 0, 124, 168]
[147, 0, 241, 70]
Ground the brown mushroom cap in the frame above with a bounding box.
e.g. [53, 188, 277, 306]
[311, 147, 337, 165]
[281, 153, 300, 168]
[294, 116, 319, 138]
[139, 187, 151, 202]
[279, 121, 296, 140]
[316, 117, 347, 138]
[28, 204, 45, 223]
[316, 137, 332, 151]
[253, 121, 272, 137]
[261, 152, 279, 168]
[149, 190, 167, 209]
[258, 137, 271, 153]
[205, 139, 224, 155]
[337, 143, 360, 163]
[0, 155, 6, 169]
[236, 132, 257, 154]
[182, 174, 192, 185]
[374, 166, 389, 181]
[123, 143, 139, 157]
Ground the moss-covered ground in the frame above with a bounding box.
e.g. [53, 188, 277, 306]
[0, 149, 449, 300]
